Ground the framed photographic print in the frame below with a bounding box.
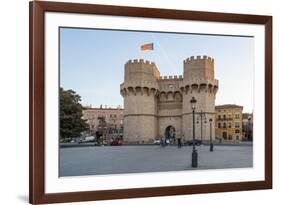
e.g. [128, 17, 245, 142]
[29, 1, 272, 204]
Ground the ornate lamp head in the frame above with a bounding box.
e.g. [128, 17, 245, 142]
[190, 97, 197, 110]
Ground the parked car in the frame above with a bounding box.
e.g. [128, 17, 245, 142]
[153, 139, 160, 145]
[85, 136, 95, 142]
[186, 139, 202, 146]
[110, 140, 123, 146]
[79, 136, 95, 143]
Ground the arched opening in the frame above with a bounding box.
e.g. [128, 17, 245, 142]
[222, 131, 227, 140]
[165, 126, 176, 141]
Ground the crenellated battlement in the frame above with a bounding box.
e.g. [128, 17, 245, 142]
[124, 58, 160, 82]
[126, 59, 156, 66]
[183, 55, 215, 81]
[159, 75, 183, 80]
[183, 55, 214, 64]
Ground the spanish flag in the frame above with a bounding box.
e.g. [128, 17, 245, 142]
[141, 43, 154, 51]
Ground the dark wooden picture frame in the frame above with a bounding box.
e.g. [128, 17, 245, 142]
[29, 1, 272, 204]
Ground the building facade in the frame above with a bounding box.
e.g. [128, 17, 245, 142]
[82, 106, 124, 140]
[120, 56, 219, 143]
[242, 113, 253, 141]
[215, 104, 244, 141]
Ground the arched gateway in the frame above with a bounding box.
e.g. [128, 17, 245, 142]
[165, 126, 176, 141]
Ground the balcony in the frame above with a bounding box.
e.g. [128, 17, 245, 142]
[216, 118, 233, 121]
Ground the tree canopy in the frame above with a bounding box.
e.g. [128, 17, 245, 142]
[60, 87, 88, 139]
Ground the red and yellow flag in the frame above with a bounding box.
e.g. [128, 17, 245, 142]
[141, 43, 154, 51]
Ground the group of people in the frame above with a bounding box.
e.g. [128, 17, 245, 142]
[159, 135, 183, 148]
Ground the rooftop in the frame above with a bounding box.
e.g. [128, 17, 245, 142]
[83, 105, 123, 110]
[242, 113, 253, 119]
[83, 107, 124, 111]
[215, 104, 243, 109]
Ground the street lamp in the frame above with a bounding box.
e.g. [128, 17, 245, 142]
[190, 97, 198, 168]
[197, 110, 207, 143]
[209, 118, 214, 152]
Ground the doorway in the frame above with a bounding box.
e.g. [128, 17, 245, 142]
[222, 131, 227, 140]
[165, 126, 176, 142]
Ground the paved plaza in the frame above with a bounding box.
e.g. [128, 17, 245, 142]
[59, 145, 253, 177]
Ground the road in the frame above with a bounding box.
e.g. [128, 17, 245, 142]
[59, 145, 253, 176]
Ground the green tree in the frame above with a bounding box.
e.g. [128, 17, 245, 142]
[60, 87, 88, 139]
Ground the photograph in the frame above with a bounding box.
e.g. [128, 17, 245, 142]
[59, 27, 254, 177]
[29, 1, 272, 204]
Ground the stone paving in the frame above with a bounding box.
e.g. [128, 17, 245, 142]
[59, 145, 253, 177]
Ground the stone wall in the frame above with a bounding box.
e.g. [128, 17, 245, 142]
[120, 56, 218, 143]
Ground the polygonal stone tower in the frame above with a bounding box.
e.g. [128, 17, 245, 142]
[120, 55, 218, 144]
[180, 55, 218, 141]
[120, 59, 160, 143]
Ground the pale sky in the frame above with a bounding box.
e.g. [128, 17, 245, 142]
[60, 27, 254, 113]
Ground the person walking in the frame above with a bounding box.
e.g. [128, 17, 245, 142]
[160, 136, 164, 147]
[177, 134, 182, 148]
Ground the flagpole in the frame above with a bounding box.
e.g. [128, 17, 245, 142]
[151, 34, 180, 75]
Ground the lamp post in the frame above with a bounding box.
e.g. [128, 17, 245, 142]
[197, 110, 207, 143]
[209, 118, 214, 152]
[190, 97, 198, 168]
